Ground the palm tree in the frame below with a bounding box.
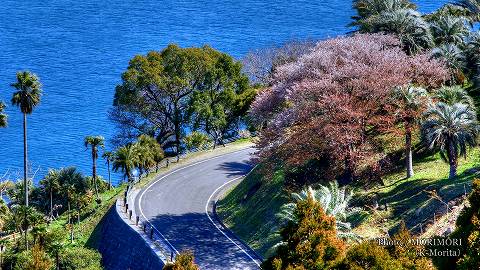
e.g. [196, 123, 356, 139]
[430, 16, 468, 45]
[136, 135, 164, 173]
[453, 0, 480, 22]
[84, 136, 105, 200]
[432, 44, 467, 82]
[277, 181, 361, 240]
[358, 9, 434, 54]
[10, 71, 42, 207]
[422, 102, 479, 179]
[351, 0, 416, 27]
[40, 169, 61, 218]
[102, 151, 114, 190]
[0, 102, 7, 128]
[112, 144, 139, 183]
[392, 86, 429, 178]
[433, 85, 475, 108]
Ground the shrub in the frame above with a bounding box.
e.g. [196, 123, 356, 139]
[183, 131, 212, 151]
[163, 250, 200, 270]
[59, 246, 102, 270]
[339, 241, 402, 270]
[263, 195, 346, 270]
[14, 244, 53, 270]
[447, 178, 480, 269]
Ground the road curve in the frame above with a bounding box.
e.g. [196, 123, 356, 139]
[135, 147, 261, 269]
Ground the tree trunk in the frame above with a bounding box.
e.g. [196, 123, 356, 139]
[448, 142, 458, 179]
[68, 201, 73, 243]
[107, 160, 111, 190]
[23, 113, 28, 207]
[50, 188, 53, 217]
[405, 125, 414, 178]
[92, 148, 99, 199]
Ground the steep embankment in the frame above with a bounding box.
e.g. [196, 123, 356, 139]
[218, 148, 480, 258]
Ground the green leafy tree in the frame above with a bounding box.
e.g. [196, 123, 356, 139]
[113, 144, 140, 183]
[433, 85, 475, 108]
[339, 241, 402, 269]
[0, 102, 7, 128]
[163, 250, 200, 270]
[14, 244, 53, 270]
[264, 195, 346, 270]
[188, 49, 255, 147]
[421, 102, 479, 179]
[10, 71, 42, 207]
[39, 169, 61, 218]
[102, 151, 114, 189]
[277, 181, 360, 240]
[84, 136, 105, 200]
[391, 86, 429, 178]
[7, 205, 44, 251]
[59, 247, 102, 270]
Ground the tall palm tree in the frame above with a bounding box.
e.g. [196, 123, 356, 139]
[392, 86, 429, 178]
[422, 102, 479, 179]
[433, 85, 475, 108]
[453, 0, 480, 22]
[102, 151, 114, 190]
[277, 181, 361, 240]
[136, 135, 164, 173]
[112, 144, 139, 183]
[40, 169, 61, 218]
[10, 71, 42, 207]
[84, 136, 105, 200]
[430, 16, 469, 45]
[0, 102, 7, 128]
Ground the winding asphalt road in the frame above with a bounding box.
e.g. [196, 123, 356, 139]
[135, 147, 261, 269]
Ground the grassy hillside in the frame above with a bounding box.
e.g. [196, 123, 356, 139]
[217, 148, 480, 258]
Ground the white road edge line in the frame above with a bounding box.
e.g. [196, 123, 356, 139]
[138, 148, 252, 256]
[205, 176, 262, 268]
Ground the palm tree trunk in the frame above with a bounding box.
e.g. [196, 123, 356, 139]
[448, 142, 458, 179]
[107, 160, 111, 190]
[405, 125, 414, 178]
[23, 113, 28, 207]
[92, 149, 99, 199]
[68, 201, 73, 243]
[50, 188, 53, 217]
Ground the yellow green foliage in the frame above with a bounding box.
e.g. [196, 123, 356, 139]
[163, 250, 200, 270]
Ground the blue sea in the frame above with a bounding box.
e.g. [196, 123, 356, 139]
[0, 0, 447, 185]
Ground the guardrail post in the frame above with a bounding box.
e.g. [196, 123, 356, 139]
[136, 216, 139, 226]
[170, 251, 174, 262]
[129, 210, 132, 220]
[125, 203, 129, 213]
[123, 196, 127, 206]
[150, 228, 154, 239]
[143, 223, 147, 232]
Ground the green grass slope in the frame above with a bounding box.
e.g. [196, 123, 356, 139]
[217, 168, 289, 258]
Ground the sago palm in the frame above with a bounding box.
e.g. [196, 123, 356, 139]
[0, 102, 7, 128]
[113, 144, 140, 183]
[11, 71, 42, 207]
[422, 102, 479, 179]
[84, 136, 105, 200]
[433, 85, 475, 108]
[430, 16, 469, 45]
[432, 44, 467, 80]
[137, 135, 164, 173]
[392, 86, 429, 178]
[277, 181, 361, 240]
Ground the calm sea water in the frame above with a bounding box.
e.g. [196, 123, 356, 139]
[0, 0, 447, 185]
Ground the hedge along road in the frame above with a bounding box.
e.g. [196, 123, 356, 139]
[136, 147, 261, 269]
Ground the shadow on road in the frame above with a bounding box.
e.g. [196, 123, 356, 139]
[148, 213, 259, 270]
[216, 161, 255, 177]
